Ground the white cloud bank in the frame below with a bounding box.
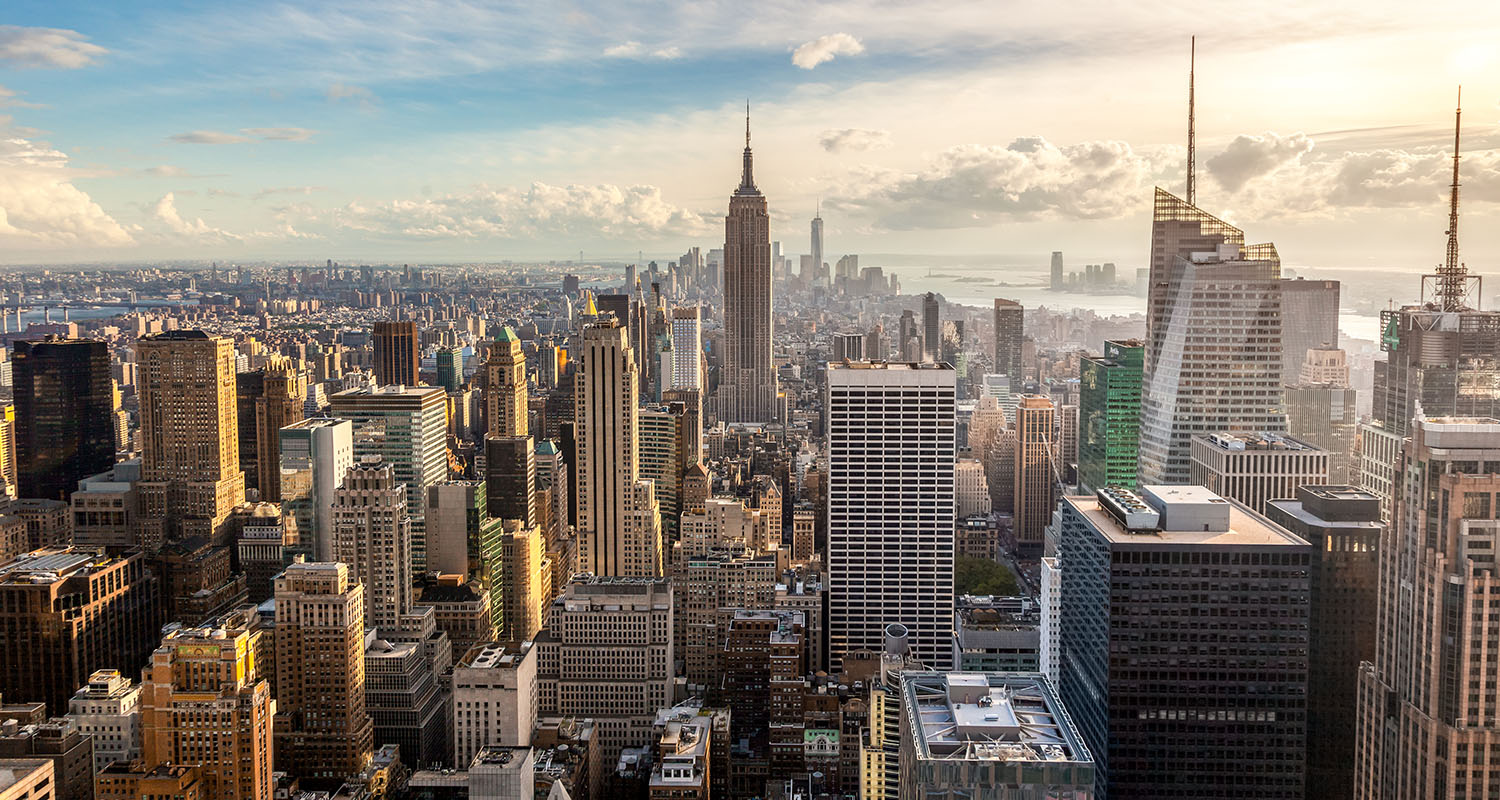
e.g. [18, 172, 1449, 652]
[0, 132, 132, 248]
[0, 26, 107, 69]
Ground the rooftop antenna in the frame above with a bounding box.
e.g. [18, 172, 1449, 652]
[1439, 86, 1466, 311]
[1186, 35, 1196, 207]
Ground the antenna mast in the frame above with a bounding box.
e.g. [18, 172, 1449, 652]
[1438, 86, 1466, 311]
[1186, 36, 1196, 207]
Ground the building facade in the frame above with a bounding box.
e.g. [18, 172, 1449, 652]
[12, 338, 114, 502]
[1077, 339, 1142, 494]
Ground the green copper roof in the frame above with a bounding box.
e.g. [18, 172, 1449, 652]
[496, 326, 520, 343]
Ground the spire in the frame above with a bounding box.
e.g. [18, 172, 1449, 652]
[1438, 85, 1467, 311]
[1186, 35, 1196, 207]
[738, 100, 757, 193]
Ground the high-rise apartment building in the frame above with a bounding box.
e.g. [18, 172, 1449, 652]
[669, 307, 701, 392]
[278, 418, 354, 562]
[0, 548, 160, 715]
[1012, 395, 1057, 557]
[484, 435, 537, 527]
[273, 562, 374, 783]
[1356, 417, 1500, 800]
[426, 480, 501, 588]
[329, 384, 448, 571]
[1266, 485, 1381, 800]
[638, 403, 689, 542]
[12, 338, 114, 501]
[718, 117, 777, 424]
[1078, 339, 1143, 494]
[364, 636, 447, 770]
[575, 320, 660, 577]
[486, 327, 527, 438]
[373, 319, 420, 387]
[1280, 278, 1340, 385]
[1138, 211, 1288, 484]
[140, 610, 274, 800]
[922, 293, 940, 362]
[826, 362, 955, 670]
[136, 331, 245, 546]
[992, 299, 1023, 390]
[536, 576, 674, 762]
[331, 462, 413, 634]
[1058, 485, 1310, 799]
[1189, 431, 1329, 515]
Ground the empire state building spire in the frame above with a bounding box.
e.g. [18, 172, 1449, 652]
[738, 101, 758, 195]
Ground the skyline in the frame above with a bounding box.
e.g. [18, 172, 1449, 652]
[4, 2, 1500, 269]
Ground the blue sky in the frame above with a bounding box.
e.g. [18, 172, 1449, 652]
[4, 1, 1500, 270]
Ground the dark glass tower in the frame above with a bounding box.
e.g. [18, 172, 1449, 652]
[13, 338, 115, 501]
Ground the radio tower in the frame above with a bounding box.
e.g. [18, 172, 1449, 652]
[1186, 35, 1196, 206]
[1438, 86, 1466, 311]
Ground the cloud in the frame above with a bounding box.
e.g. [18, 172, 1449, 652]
[0, 26, 107, 69]
[820, 128, 892, 153]
[168, 127, 317, 144]
[792, 33, 864, 69]
[603, 41, 642, 58]
[153, 192, 241, 241]
[306, 182, 714, 240]
[603, 41, 681, 60]
[834, 136, 1171, 229]
[253, 185, 328, 200]
[327, 82, 377, 108]
[0, 85, 43, 110]
[169, 130, 249, 145]
[0, 130, 133, 247]
[1207, 132, 1314, 192]
[241, 127, 317, 141]
[143, 165, 226, 178]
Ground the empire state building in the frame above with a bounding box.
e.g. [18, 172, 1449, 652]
[718, 111, 777, 423]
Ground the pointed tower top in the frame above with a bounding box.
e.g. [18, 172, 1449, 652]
[736, 100, 759, 195]
[1186, 35, 1196, 207]
[1436, 85, 1467, 311]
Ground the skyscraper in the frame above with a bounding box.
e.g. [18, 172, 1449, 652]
[1280, 278, 1340, 385]
[486, 327, 528, 438]
[810, 207, 824, 286]
[1012, 395, 1057, 557]
[1078, 339, 1143, 494]
[435, 346, 463, 393]
[0, 548, 159, 715]
[136, 331, 246, 547]
[252, 358, 305, 501]
[1356, 417, 1500, 800]
[1138, 202, 1287, 485]
[1189, 431, 1329, 515]
[1059, 485, 1310, 799]
[1049, 251, 1064, 291]
[1266, 485, 1381, 800]
[140, 610, 275, 800]
[826, 362, 955, 670]
[1286, 348, 1358, 484]
[669, 307, 702, 392]
[273, 562, 374, 783]
[922, 292, 940, 362]
[329, 384, 448, 572]
[575, 319, 661, 577]
[278, 417, 354, 562]
[332, 461, 413, 634]
[718, 112, 777, 424]
[373, 319, 420, 387]
[12, 338, 114, 501]
[992, 299, 1023, 390]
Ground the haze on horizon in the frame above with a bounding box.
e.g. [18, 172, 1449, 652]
[3, 1, 1500, 275]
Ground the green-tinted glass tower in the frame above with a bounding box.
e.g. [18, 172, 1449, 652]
[1079, 339, 1143, 494]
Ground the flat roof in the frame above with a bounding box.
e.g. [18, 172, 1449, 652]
[1067, 495, 1309, 548]
[1196, 431, 1323, 452]
[902, 672, 1092, 767]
